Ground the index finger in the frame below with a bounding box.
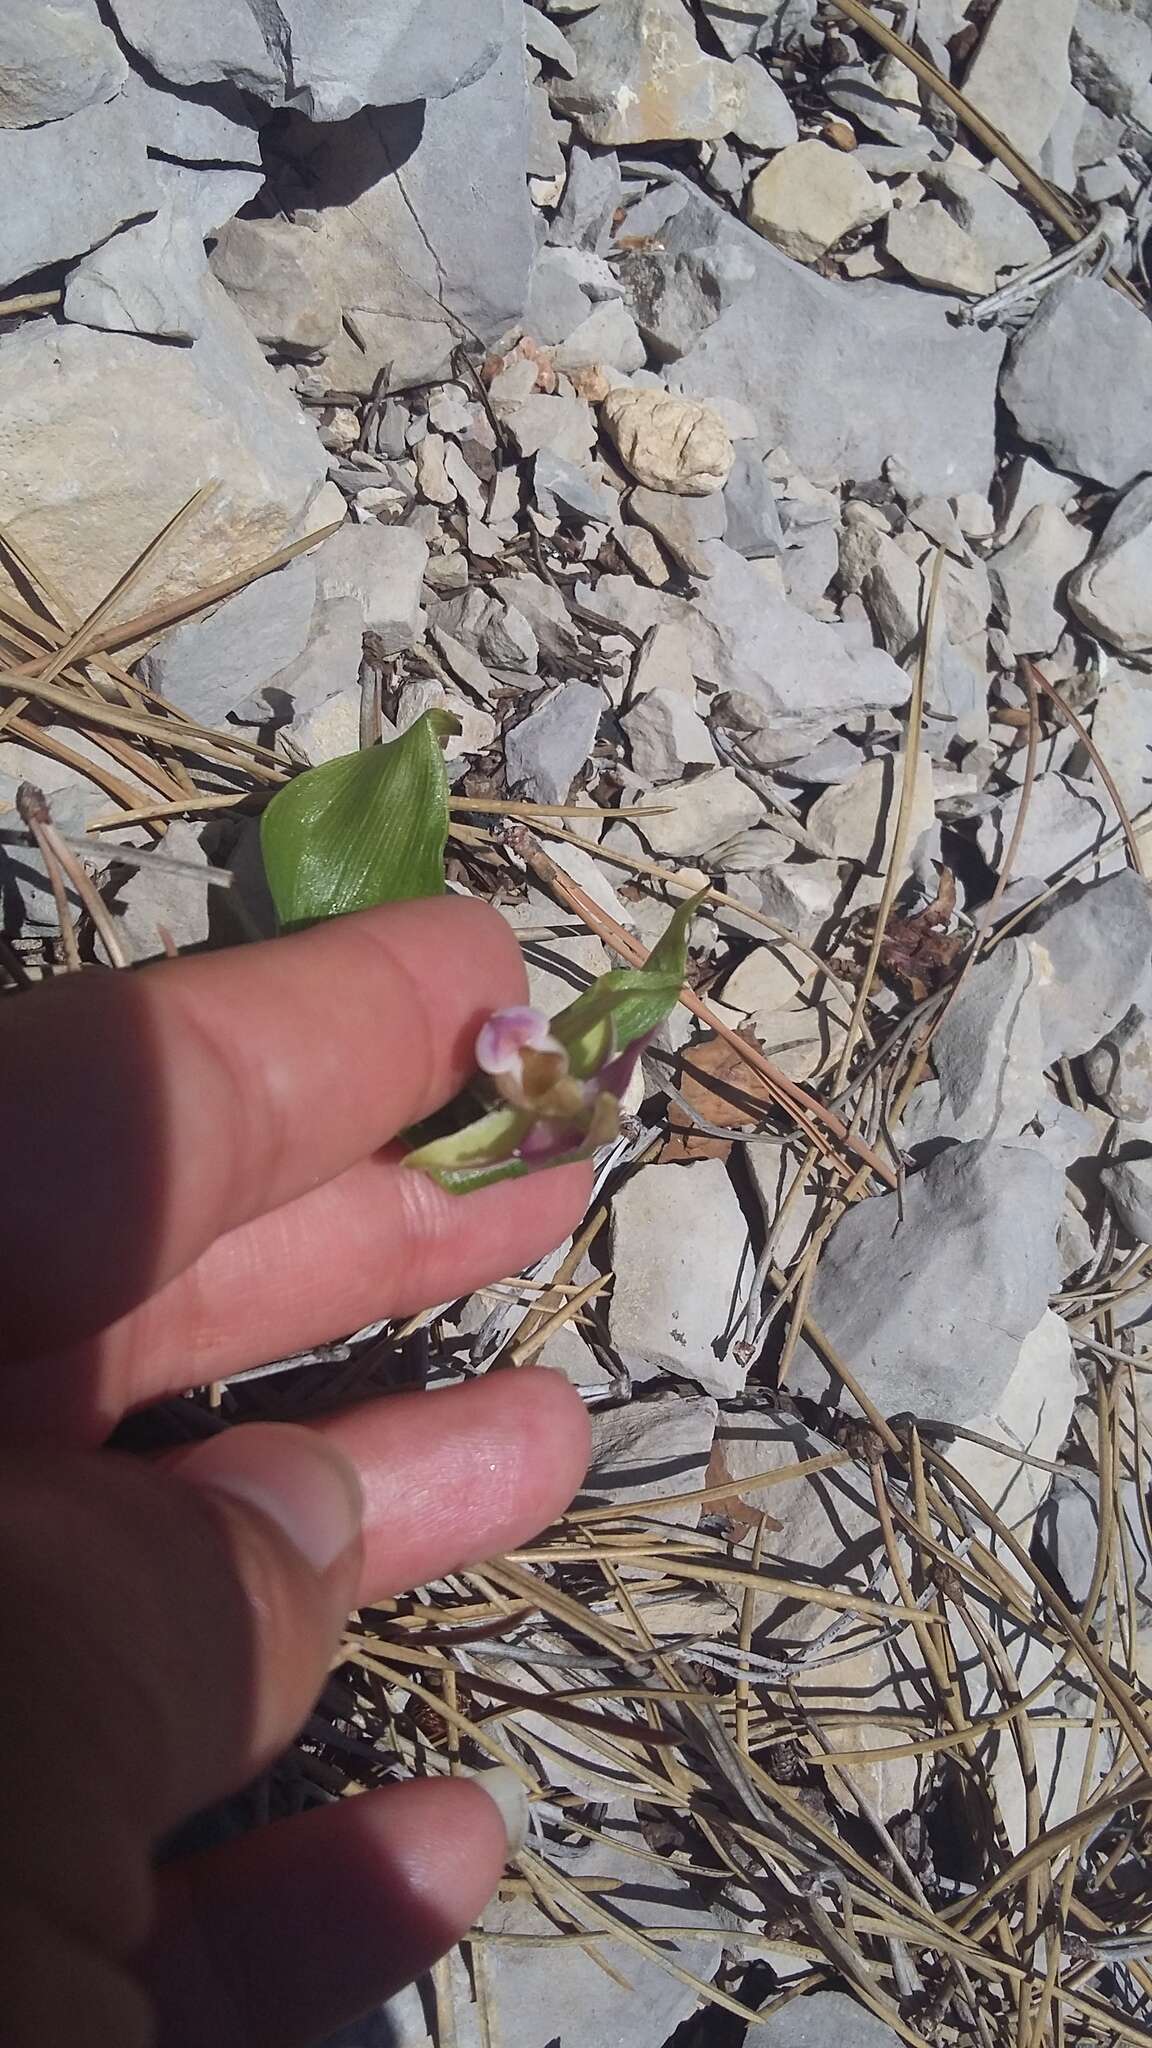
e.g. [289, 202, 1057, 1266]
[2, 896, 524, 1362]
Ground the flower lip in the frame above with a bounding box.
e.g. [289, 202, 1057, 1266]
[475, 1006, 564, 1078]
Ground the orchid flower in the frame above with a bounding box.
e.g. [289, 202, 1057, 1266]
[404, 893, 702, 1193]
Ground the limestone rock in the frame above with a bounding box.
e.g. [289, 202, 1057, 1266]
[723, 940, 815, 1012]
[636, 767, 763, 858]
[252, 22, 534, 393]
[313, 523, 427, 654]
[925, 161, 1050, 273]
[987, 503, 1092, 656]
[1027, 870, 1152, 1061]
[0, 0, 127, 126]
[552, 0, 753, 145]
[952, 1310, 1076, 1541]
[609, 1159, 751, 1396]
[63, 206, 213, 343]
[963, 0, 1078, 164]
[0, 292, 327, 622]
[601, 387, 733, 496]
[746, 139, 890, 265]
[920, 938, 1048, 1145]
[1069, 475, 1152, 653]
[1084, 1006, 1152, 1121]
[1103, 1149, 1152, 1239]
[791, 1141, 1064, 1423]
[1072, 0, 1152, 120]
[622, 686, 717, 782]
[0, 95, 158, 289]
[756, 1991, 901, 2048]
[666, 190, 1005, 496]
[140, 556, 319, 725]
[1036, 1469, 1152, 1614]
[807, 753, 935, 877]
[885, 198, 996, 296]
[1001, 278, 1152, 491]
[578, 1394, 719, 1525]
[209, 217, 341, 356]
[117, 64, 263, 165]
[696, 543, 908, 762]
[505, 681, 604, 804]
[619, 194, 758, 362]
[105, 0, 506, 120]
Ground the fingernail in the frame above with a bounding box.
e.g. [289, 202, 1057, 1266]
[470, 1765, 530, 1855]
[177, 1424, 362, 1574]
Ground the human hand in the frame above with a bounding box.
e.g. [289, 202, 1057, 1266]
[0, 897, 593, 2047]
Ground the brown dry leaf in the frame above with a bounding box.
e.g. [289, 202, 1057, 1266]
[660, 1031, 779, 1162]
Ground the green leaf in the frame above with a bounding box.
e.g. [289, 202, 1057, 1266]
[550, 889, 703, 1078]
[260, 710, 458, 930]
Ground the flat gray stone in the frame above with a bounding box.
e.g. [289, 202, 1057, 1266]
[548, 142, 622, 251]
[552, 0, 750, 144]
[505, 680, 604, 803]
[209, 216, 342, 355]
[64, 206, 211, 342]
[1027, 869, 1152, 1060]
[1036, 1470, 1152, 1614]
[791, 1141, 1064, 1424]
[106, 0, 505, 119]
[622, 686, 717, 782]
[987, 503, 1092, 656]
[577, 1393, 719, 1524]
[1069, 475, 1152, 653]
[665, 188, 1005, 495]
[140, 555, 319, 724]
[759, 1990, 901, 2048]
[1072, 0, 1152, 120]
[1001, 278, 1152, 490]
[0, 94, 158, 290]
[694, 542, 908, 762]
[633, 766, 762, 857]
[313, 522, 428, 653]
[722, 447, 784, 558]
[913, 938, 1048, 1145]
[0, 0, 126, 126]
[533, 449, 618, 525]
[963, 0, 1078, 163]
[118, 63, 263, 163]
[620, 192, 758, 361]
[609, 1159, 751, 1396]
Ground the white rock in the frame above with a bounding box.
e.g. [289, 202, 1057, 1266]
[746, 138, 890, 264]
[553, 297, 646, 373]
[728, 53, 800, 149]
[117, 63, 263, 165]
[609, 1160, 751, 1396]
[751, 1991, 901, 2048]
[501, 392, 598, 465]
[107, 820, 214, 961]
[63, 206, 211, 343]
[963, 0, 1078, 164]
[0, 0, 126, 125]
[757, 856, 843, 938]
[792, 1140, 1064, 1424]
[1069, 476, 1152, 653]
[807, 752, 935, 876]
[954, 1310, 1076, 1542]
[885, 198, 996, 295]
[0, 94, 158, 289]
[987, 502, 1092, 656]
[633, 767, 762, 858]
[601, 387, 734, 496]
[0, 293, 327, 622]
[622, 687, 717, 782]
[750, 997, 843, 1081]
[140, 556, 318, 724]
[976, 771, 1112, 886]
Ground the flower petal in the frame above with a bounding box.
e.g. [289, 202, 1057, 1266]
[476, 1005, 563, 1077]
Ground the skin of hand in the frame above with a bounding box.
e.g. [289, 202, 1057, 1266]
[0, 896, 593, 2048]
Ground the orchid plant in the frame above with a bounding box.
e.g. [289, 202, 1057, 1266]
[260, 710, 697, 1193]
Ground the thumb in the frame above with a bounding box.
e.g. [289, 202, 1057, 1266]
[0, 1426, 362, 2040]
